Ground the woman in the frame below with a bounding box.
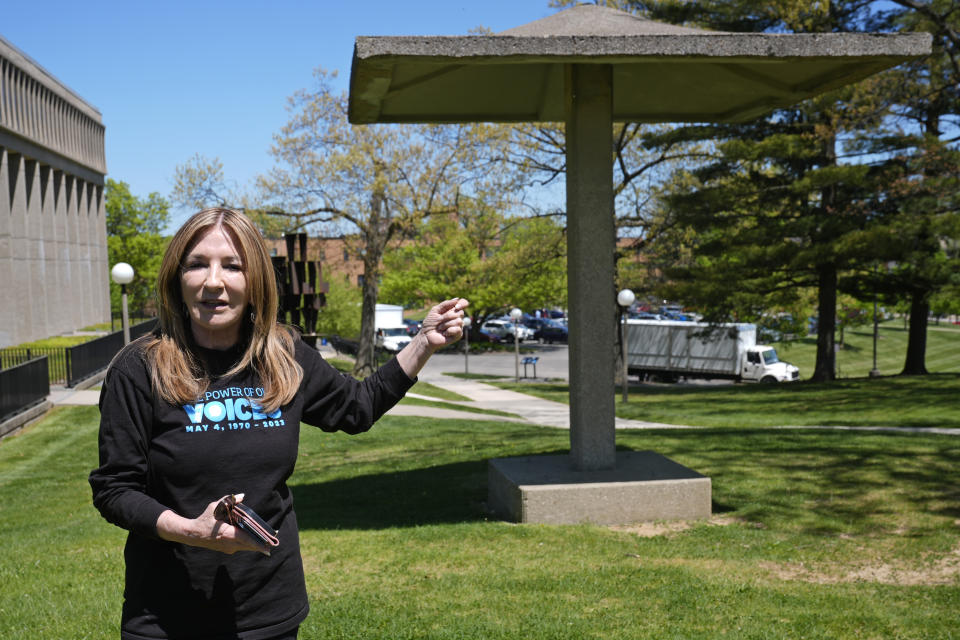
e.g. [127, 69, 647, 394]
[90, 208, 467, 639]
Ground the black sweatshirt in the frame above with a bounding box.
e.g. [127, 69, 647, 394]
[89, 336, 415, 639]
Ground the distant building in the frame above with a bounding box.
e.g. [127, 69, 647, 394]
[266, 236, 367, 287]
[0, 35, 108, 347]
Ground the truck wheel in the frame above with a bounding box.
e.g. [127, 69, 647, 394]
[760, 375, 778, 384]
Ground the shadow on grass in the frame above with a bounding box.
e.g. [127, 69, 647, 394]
[294, 450, 567, 530]
[292, 424, 960, 536]
[837, 342, 864, 354]
[644, 428, 960, 534]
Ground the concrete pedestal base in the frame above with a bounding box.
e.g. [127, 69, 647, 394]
[488, 451, 711, 525]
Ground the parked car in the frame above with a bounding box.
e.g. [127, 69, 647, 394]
[538, 318, 568, 344]
[516, 323, 535, 341]
[481, 320, 533, 342]
[473, 329, 502, 343]
[630, 312, 663, 320]
[402, 318, 421, 337]
[522, 317, 553, 340]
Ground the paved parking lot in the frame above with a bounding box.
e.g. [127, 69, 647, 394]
[420, 343, 569, 381]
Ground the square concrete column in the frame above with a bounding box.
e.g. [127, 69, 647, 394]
[565, 64, 616, 471]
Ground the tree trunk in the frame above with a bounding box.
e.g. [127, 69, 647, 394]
[353, 257, 381, 378]
[901, 292, 929, 375]
[811, 130, 839, 383]
[898, 107, 942, 377]
[353, 184, 388, 379]
[812, 264, 837, 382]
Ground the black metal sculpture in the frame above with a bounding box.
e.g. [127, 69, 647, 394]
[271, 233, 329, 347]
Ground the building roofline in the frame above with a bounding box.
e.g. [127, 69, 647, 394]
[0, 34, 103, 123]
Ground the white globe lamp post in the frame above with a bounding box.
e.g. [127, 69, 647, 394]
[111, 262, 135, 345]
[617, 289, 635, 403]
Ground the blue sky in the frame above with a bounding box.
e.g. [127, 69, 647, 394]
[2, 0, 556, 227]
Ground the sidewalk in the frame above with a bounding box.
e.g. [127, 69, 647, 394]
[407, 368, 685, 429]
[49, 386, 101, 406]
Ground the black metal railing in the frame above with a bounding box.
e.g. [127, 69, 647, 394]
[109, 309, 154, 333]
[65, 319, 157, 387]
[0, 356, 49, 422]
[0, 347, 68, 384]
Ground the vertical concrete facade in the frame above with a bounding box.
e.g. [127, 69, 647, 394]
[0, 36, 108, 347]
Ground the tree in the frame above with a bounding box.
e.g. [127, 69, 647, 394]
[503, 119, 707, 262]
[841, 0, 960, 375]
[549, 0, 959, 380]
[650, 92, 887, 381]
[105, 179, 171, 317]
[380, 202, 568, 325]
[619, 0, 956, 381]
[845, 137, 960, 374]
[315, 275, 362, 339]
[171, 154, 290, 239]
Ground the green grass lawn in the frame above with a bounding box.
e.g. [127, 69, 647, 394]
[79, 318, 153, 334]
[497, 374, 960, 429]
[410, 381, 471, 403]
[1, 406, 957, 638]
[9, 335, 95, 350]
[775, 319, 960, 379]
[398, 395, 520, 418]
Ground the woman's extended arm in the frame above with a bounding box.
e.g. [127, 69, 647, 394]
[298, 297, 469, 435]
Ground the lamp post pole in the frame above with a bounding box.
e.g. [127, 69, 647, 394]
[111, 263, 135, 345]
[617, 289, 635, 403]
[121, 284, 129, 344]
[870, 263, 880, 378]
[462, 316, 471, 375]
[510, 307, 522, 383]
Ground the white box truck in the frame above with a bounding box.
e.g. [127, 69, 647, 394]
[375, 304, 411, 352]
[624, 320, 799, 383]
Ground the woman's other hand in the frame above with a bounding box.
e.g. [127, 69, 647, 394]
[396, 297, 469, 378]
[419, 298, 469, 348]
[156, 495, 271, 556]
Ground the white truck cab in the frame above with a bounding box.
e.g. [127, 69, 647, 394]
[742, 346, 799, 383]
[375, 303, 411, 352]
[376, 326, 411, 352]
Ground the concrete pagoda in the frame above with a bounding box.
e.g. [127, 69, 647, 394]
[348, 4, 930, 524]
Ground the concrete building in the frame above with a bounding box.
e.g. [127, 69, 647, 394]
[0, 35, 109, 347]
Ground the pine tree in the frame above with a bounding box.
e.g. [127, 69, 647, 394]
[629, 0, 959, 380]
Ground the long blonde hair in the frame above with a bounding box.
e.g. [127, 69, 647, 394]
[144, 208, 302, 412]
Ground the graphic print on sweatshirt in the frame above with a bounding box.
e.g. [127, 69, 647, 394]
[181, 385, 285, 433]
